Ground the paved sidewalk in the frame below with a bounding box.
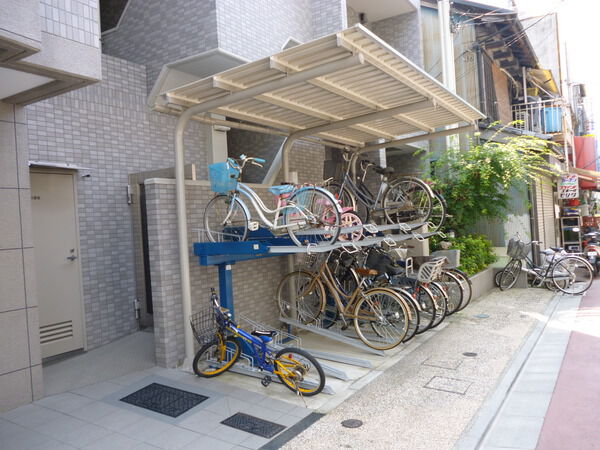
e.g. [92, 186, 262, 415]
[458, 283, 600, 450]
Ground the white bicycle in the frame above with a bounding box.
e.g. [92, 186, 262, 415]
[204, 155, 342, 246]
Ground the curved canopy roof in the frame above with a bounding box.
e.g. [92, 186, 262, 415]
[153, 25, 484, 148]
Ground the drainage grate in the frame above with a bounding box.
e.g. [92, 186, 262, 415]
[120, 383, 208, 418]
[221, 412, 286, 438]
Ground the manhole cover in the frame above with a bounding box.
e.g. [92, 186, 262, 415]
[474, 313, 490, 319]
[463, 352, 478, 357]
[120, 383, 208, 418]
[342, 419, 363, 428]
[221, 412, 285, 438]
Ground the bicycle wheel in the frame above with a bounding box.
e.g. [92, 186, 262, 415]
[448, 268, 473, 311]
[499, 259, 522, 291]
[193, 336, 241, 377]
[494, 270, 503, 288]
[324, 181, 356, 211]
[338, 210, 364, 241]
[285, 188, 341, 246]
[353, 288, 409, 350]
[428, 282, 448, 329]
[386, 287, 419, 342]
[276, 271, 326, 324]
[440, 270, 464, 315]
[551, 256, 594, 295]
[428, 190, 447, 232]
[383, 177, 433, 228]
[408, 284, 436, 334]
[204, 194, 248, 242]
[275, 347, 325, 396]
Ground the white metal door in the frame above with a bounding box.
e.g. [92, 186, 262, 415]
[31, 171, 85, 358]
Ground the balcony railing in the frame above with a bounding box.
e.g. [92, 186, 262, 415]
[512, 99, 564, 134]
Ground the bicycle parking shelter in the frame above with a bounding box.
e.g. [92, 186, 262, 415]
[152, 24, 485, 365]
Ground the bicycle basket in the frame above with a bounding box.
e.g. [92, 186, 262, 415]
[507, 238, 530, 260]
[416, 258, 446, 283]
[209, 160, 240, 194]
[190, 304, 217, 345]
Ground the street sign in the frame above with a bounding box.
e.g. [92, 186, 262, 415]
[559, 174, 579, 199]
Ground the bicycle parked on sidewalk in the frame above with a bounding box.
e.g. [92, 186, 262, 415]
[499, 237, 594, 295]
[204, 155, 341, 246]
[190, 288, 326, 396]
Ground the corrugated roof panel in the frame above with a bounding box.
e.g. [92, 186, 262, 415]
[157, 25, 484, 148]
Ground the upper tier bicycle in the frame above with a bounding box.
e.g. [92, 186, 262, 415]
[326, 154, 435, 230]
[190, 288, 326, 397]
[499, 237, 594, 295]
[204, 155, 341, 246]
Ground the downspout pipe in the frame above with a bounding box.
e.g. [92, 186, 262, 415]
[174, 53, 363, 366]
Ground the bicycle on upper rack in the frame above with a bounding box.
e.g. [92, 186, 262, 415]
[326, 152, 437, 230]
[190, 288, 325, 396]
[499, 237, 594, 295]
[204, 154, 341, 246]
[276, 249, 412, 350]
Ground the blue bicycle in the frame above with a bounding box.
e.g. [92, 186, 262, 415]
[190, 289, 326, 396]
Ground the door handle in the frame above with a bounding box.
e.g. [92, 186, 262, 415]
[67, 255, 78, 261]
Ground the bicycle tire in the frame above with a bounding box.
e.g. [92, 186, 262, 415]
[428, 282, 448, 329]
[385, 287, 420, 342]
[276, 270, 326, 324]
[275, 347, 325, 396]
[499, 259, 522, 291]
[353, 288, 409, 350]
[440, 270, 464, 315]
[324, 181, 356, 211]
[382, 177, 433, 228]
[494, 270, 503, 288]
[447, 268, 473, 311]
[339, 210, 364, 242]
[551, 256, 594, 295]
[428, 190, 447, 232]
[285, 187, 341, 246]
[193, 336, 241, 377]
[204, 195, 248, 242]
[408, 284, 436, 334]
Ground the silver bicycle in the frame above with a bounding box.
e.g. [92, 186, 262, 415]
[204, 155, 342, 246]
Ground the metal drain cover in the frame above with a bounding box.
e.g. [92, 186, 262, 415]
[463, 352, 478, 357]
[342, 419, 363, 428]
[474, 313, 490, 319]
[120, 383, 208, 418]
[221, 412, 286, 438]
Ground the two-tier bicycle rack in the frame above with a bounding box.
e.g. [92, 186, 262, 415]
[193, 220, 440, 386]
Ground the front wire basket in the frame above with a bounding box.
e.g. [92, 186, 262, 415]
[190, 304, 217, 345]
[507, 238, 531, 260]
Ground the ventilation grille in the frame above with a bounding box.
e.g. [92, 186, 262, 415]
[40, 320, 73, 344]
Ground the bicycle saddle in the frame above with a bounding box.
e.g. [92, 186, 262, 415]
[373, 166, 395, 176]
[252, 329, 278, 338]
[268, 184, 295, 196]
[550, 246, 564, 253]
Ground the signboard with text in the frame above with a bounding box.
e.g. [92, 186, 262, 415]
[559, 174, 579, 199]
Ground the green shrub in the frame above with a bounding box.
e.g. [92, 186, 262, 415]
[431, 234, 497, 276]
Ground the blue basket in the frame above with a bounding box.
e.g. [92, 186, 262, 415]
[209, 161, 240, 194]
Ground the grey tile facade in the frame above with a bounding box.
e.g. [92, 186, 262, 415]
[312, 0, 347, 38]
[39, 0, 100, 48]
[101, 0, 219, 92]
[216, 0, 313, 60]
[0, 103, 43, 412]
[370, 11, 424, 68]
[26, 54, 210, 350]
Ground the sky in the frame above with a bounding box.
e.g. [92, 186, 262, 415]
[486, 0, 599, 133]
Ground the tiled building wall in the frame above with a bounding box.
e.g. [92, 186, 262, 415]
[370, 11, 424, 67]
[101, 0, 219, 92]
[312, 0, 347, 38]
[26, 54, 210, 350]
[216, 0, 313, 60]
[39, 0, 100, 48]
[145, 180, 289, 367]
[0, 103, 43, 412]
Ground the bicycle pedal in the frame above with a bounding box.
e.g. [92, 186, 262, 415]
[261, 375, 272, 387]
[248, 221, 259, 231]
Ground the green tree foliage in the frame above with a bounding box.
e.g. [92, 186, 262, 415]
[431, 128, 559, 233]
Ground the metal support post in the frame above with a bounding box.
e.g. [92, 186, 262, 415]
[218, 263, 235, 317]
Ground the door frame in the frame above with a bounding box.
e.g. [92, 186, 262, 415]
[30, 167, 88, 354]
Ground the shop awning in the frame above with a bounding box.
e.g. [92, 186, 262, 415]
[153, 24, 484, 149]
[572, 167, 600, 182]
[529, 68, 559, 96]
